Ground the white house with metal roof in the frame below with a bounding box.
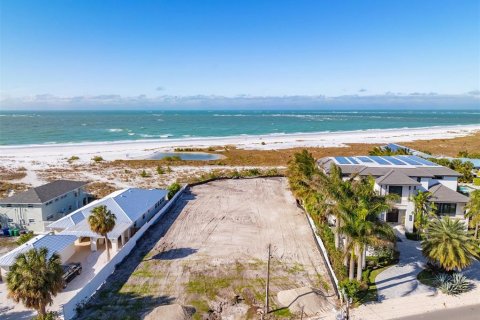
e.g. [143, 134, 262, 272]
[0, 180, 88, 233]
[48, 188, 168, 252]
[318, 155, 470, 232]
[0, 234, 77, 278]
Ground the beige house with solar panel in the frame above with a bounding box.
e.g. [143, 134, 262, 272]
[318, 155, 470, 232]
[0, 180, 88, 233]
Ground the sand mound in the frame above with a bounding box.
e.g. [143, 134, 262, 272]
[143, 304, 194, 320]
[277, 286, 332, 316]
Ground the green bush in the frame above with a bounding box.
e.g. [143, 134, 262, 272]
[474, 177, 480, 186]
[68, 156, 79, 162]
[167, 182, 181, 199]
[16, 232, 34, 245]
[92, 156, 104, 162]
[33, 311, 60, 320]
[156, 165, 165, 175]
[339, 279, 361, 300]
[140, 170, 150, 178]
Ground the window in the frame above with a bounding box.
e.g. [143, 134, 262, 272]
[416, 177, 421, 182]
[28, 218, 35, 223]
[388, 186, 403, 202]
[437, 203, 457, 216]
[6, 204, 12, 207]
[69, 205, 72, 210]
[8, 218, 13, 222]
[27, 204, 33, 208]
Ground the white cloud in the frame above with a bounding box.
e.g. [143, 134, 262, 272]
[0, 92, 478, 110]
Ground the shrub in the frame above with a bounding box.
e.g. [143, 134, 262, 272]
[156, 165, 165, 175]
[474, 177, 480, 186]
[140, 170, 150, 178]
[339, 279, 361, 300]
[68, 156, 80, 162]
[167, 182, 181, 199]
[435, 273, 471, 295]
[92, 156, 103, 162]
[163, 155, 182, 161]
[16, 232, 34, 245]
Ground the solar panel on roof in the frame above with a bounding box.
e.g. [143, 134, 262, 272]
[347, 157, 359, 164]
[397, 156, 423, 165]
[369, 156, 391, 165]
[335, 157, 352, 165]
[409, 156, 437, 166]
[358, 156, 374, 163]
[387, 157, 407, 165]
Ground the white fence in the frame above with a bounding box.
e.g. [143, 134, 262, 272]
[61, 186, 187, 320]
[304, 211, 340, 298]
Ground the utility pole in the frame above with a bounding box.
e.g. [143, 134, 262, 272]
[264, 243, 271, 319]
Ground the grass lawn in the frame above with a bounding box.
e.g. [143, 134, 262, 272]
[417, 269, 437, 287]
[356, 266, 392, 306]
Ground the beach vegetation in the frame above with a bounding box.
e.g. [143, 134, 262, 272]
[88, 205, 117, 261]
[156, 165, 165, 175]
[465, 190, 480, 239]
[369, 146, 411, 156]
[16, 231, 34, 245]
[457, 150, 480, 159]
[163, 155, 182, 161]
[92, 156, 104, 162]
[421, 216, 480, 271]
[167, 182, 181, 199]
[68, 156, 80, 163]
[6, 247, 64, 318]
[474, 177, 480, 186]
[139, 169, 150, 178]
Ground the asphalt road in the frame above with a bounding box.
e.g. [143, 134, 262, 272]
[394, 304, 480, 320]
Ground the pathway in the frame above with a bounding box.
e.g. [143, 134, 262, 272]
[375, 227, 436, 301]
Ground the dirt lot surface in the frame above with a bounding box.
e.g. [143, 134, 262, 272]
[77, 178, 336, 320]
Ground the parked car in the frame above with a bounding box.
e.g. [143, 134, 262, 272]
[62, 262, 82, 288]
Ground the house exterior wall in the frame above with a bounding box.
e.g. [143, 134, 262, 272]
[0, 187, 88, 233]
[433, 176, 457, 190]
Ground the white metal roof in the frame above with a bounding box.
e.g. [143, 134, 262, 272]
[0, 234, 77, 267]
[47, 188, 167, 239]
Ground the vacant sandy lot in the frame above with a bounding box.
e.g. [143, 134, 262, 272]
[78, 178, 336, 320]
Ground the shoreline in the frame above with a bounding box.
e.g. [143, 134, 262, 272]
[0, 124, 479, 161]
[1, 123, 479, 150]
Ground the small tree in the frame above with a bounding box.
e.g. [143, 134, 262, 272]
[412, 191, 436, 237]
[7, 247, 63, 318]
[88, 205, 116, 261]
[140, 170, 150, 178]
[466, 190, 480, 239]
[16, 232, 35, 245]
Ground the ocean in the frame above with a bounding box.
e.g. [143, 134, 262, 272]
[0, 110, 479, 146]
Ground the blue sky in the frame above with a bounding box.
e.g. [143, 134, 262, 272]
[0, 0, 479, 109]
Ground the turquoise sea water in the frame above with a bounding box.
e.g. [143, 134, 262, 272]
[0, 110, 479, 146]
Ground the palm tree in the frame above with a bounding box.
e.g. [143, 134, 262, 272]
[466, 190, 480, 239]
[422, 216, 480, 271]
[88, 205, 116, 261]
[310, 163, 356, 249]
[412, 191, 436, 237]
[341, 177, 396, 280]
[6, 247, 63, 318]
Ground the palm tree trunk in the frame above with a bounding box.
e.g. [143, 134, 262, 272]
[335, 217, 341, 249]
[349, 250, 355, 280]
[105, 235, 111, 261]
[475, 223, 479, 239]
[362, 247, 366, 269]
[356, 245, 363, 281]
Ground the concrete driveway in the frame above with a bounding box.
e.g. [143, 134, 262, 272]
[375, 227, 436, 301]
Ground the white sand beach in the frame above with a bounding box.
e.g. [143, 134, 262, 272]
[1, 124, 479, 163]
